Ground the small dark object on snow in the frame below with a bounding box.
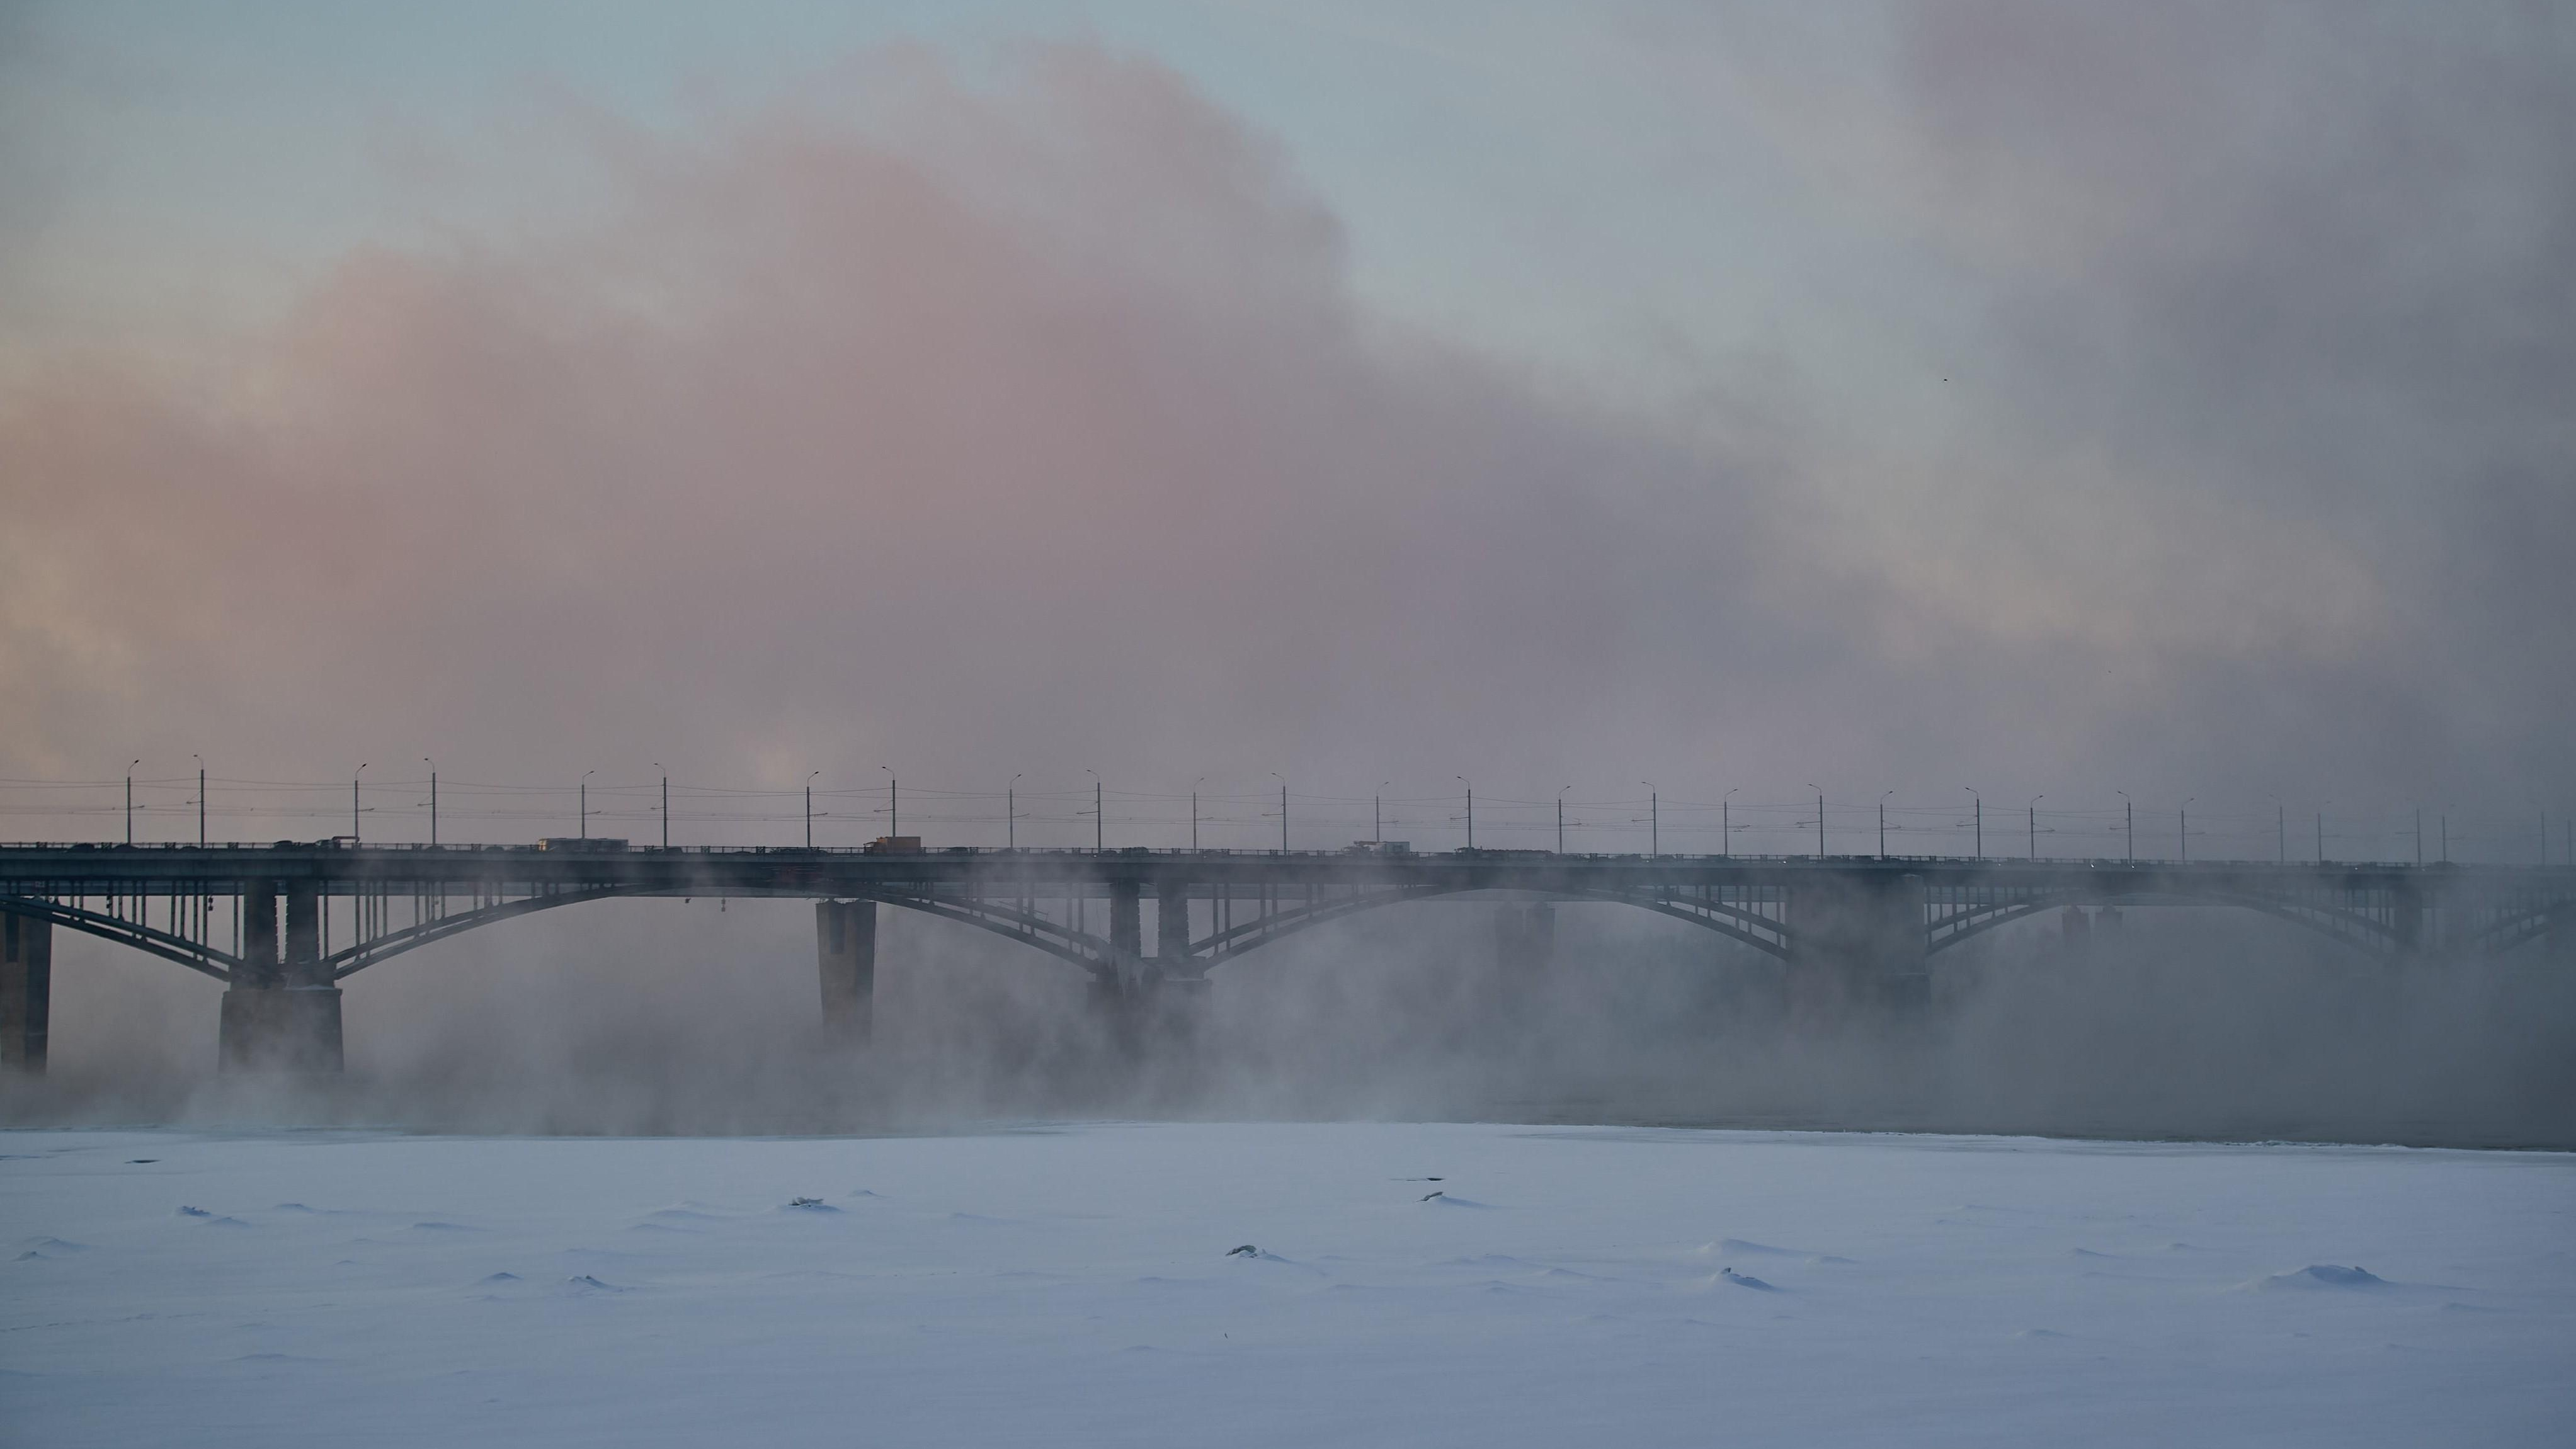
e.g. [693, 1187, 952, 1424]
[789, 1196, 824, 1208]
[128, 1159, 158, 1164]
[1226, 1244, 1258, 1258]
[1421, 1190, 1444, 1202]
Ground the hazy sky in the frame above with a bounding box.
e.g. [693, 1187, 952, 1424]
[2, 1, 2569, 859]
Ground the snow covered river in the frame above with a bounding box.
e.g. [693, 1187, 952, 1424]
[5, 1122, 2570, 1445]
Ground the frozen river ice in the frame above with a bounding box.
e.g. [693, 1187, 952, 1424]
[4, 1122, 2570, 1445]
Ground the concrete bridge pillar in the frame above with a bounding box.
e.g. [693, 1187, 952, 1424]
[1156, 884, 1191, 972]
[1108, 880, 1143, 965]
[1154, 883, 1209, 1031]
[1095, 878, 1143, 1014]
[1088, 972, 1207, 1055]
[1075, 881, 1213, 1051]
[237, 879, 278, 987]
[1787, 874, 1927, 1021]
[1, 914, 50, 1074]
[816, 900, 877, 1042]
[220, 880, 343, 1075]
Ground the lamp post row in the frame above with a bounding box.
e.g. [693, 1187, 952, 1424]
[79, 768, 2570, 865]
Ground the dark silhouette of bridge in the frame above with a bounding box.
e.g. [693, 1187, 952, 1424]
[1, 842, 2570, 1074]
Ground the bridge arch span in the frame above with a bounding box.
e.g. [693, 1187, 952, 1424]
[1924, 887, 2405, 961]
[1187, 884, 1795, 972]
[328, 888, 1123, 983]
[0, 894, 239, 984]
[853, 892, 1118, 979]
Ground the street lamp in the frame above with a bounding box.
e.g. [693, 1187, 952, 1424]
[1722, 788, 1737, 859]
[193, 754, 206, 847]
[1086, 769, 1102, 852]
[1271, 772, 1288, 853]
[2179, 797, 2194, 863]
[2117, 790, 2133, 863]
[1963, 787, 1980, 860]
[1806, 783, 1825, 858]
[880, 766, 897, 841]
[1643, 782, 1658, 858]
[807, 771, 821, 849]
[652, 763, 666, 850]
[125, 760, 140, 845]
[1378, 781, 1392, 848]
[2028, 794, 2043, 861]
[425, 758, 437, 846]
[579, 768, 593, 843]
[2316, 802, 2328, 864]
[1456, 777, 1473, 851]
[1010, 773, 1023, 851]
[1880, 790, 1895, 859]
[355, 763, 369, 843]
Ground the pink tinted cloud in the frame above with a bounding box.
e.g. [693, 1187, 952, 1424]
[0, 47, 1794, 805]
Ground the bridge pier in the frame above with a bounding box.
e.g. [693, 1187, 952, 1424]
[1088, 877, 1143, 1047]
[1787, 873, 1927, 1021]
[816, 900, 877, 1042]
[1156, 882, 1210, 1040]
[1156, 884, 1190, 974]
[219, 879, 343, 1074]
[1, 914, 49, 1074]
[1083, 880, 1209, 1050]
[1108, 879, 1143, 962]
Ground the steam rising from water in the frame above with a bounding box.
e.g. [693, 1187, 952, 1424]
[3, 22, 2571, 1145]
[16, 901, 2572, 1149]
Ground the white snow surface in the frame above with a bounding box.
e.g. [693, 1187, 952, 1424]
[4, 1122, 2571, 1446]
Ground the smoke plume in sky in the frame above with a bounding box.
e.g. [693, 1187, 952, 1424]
[1, 4, 2570, 1140]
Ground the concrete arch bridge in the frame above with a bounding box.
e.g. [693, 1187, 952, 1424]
[1, 844, 2569, 1073]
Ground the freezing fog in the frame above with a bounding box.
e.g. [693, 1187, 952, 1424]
[16, 892, 2572, 1149]
[5, 4, 2575, 1441]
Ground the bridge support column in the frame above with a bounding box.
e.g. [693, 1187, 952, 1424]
[238, 879, 278, 987]
[1, 914, 50, 1074]
[1088, 879, 1151, 1043]
[1787, 874, 1927, 1022]
[816, 900, 877, 1042]
[1154, 883, 1209, 1039]
[220, 880, 343, 1075]
[1156, 884, 1190, 972]
[1109, 880, 1143, 965]
[1088, 972, 1207, 1052]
